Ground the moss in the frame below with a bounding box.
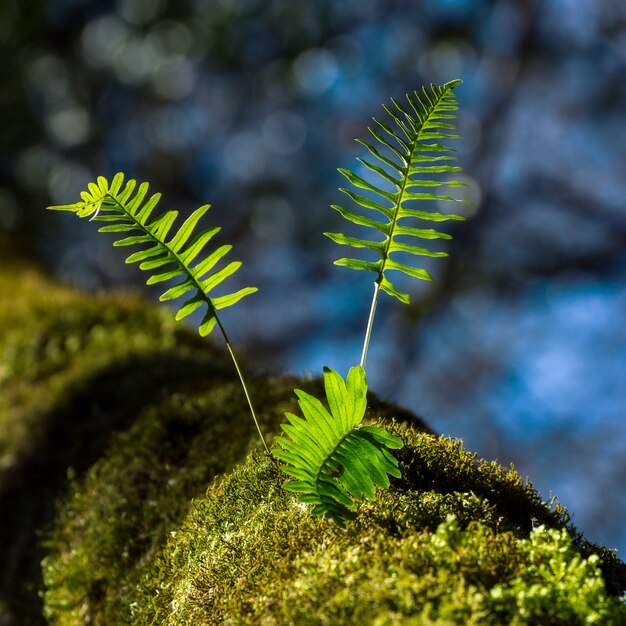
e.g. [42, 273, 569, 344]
[41, 378, 291, 625]
[0, 263, 214, 465]
[0, 261, 231, 624]
[42, 418, 626, 625]
[124, 435, 625, 626]
[39, 373, 432, 626]
[2, 259, 624, 624]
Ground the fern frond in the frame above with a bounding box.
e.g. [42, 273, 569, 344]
[48, 173, 269, 452]
[273, 366, 403, 526]
[325, 79, 467, 305]
[48, 173, 257, 337]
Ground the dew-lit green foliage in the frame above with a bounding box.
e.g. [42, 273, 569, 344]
[273, 81, 469, 525]
[10, 77, 624, 624]
[41, 424, 624, 625]
[43, 81, 471, 528]
[48, 173, 257, 338]
[47, 171, 269, 451]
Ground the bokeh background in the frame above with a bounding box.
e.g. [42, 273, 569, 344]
[1, 0, 625, 555]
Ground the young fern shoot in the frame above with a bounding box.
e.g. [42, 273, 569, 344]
[326, 79, 467, 367]
[273, 366, 402, 527]
[47, 173, 269, 453]
[274, 80, 466, 526]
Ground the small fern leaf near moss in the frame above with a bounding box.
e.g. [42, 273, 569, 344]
[273, 365, 403, 526]
[47, 173, 257, 336]
[325, 79, 467, 304]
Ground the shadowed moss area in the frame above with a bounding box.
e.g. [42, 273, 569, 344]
[0, 259, 232, 624]
[43, 418, 626, 625]
[0, 260, 214, 465]
[40, 378, 295, 626]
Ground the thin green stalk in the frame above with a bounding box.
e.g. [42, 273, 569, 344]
[216, 316, 270, 454]
[360, 281, 381, 368]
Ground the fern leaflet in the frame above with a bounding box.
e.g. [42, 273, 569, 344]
[273, 366, 403, 526]
[325, 79, 466, 303]
[48, 172, 257, 337]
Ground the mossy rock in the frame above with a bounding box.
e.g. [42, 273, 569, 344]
[1, 257, 624, 624]
[41, 409, 626, 625]
[0, 258, 231, 624]
[135, 440, 626, 626]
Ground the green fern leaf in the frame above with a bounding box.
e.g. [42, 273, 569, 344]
[273, 366, 403, 526]
[48, 173, 257, 336]
[325, 79, 467, 304]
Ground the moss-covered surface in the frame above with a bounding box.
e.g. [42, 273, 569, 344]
[42, 423, 626, 625]
[140, 445, 625, 625]
[38, 376, 428, 625]
[0, 256, 231, 624]
[1, 254, 625, 624]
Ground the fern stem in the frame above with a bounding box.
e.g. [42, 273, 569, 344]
[360, 281, 380, 368]
[215, 316, 270, 454]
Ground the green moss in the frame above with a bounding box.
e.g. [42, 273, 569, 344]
[42, 419, 626, 625]
[0, 264, 213, 462]
[0, 262, 231, 624]
[3, 260, 624, 624]
[39, 372, 432, 626]
[41, 378, 295, 625]
[124, 434, 624, 625]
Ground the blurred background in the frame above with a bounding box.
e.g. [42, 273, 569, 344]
[1, 0, 625, 555]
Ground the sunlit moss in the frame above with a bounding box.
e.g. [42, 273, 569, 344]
[127, 431, 624, 625]
[43, 422, 626, 625]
